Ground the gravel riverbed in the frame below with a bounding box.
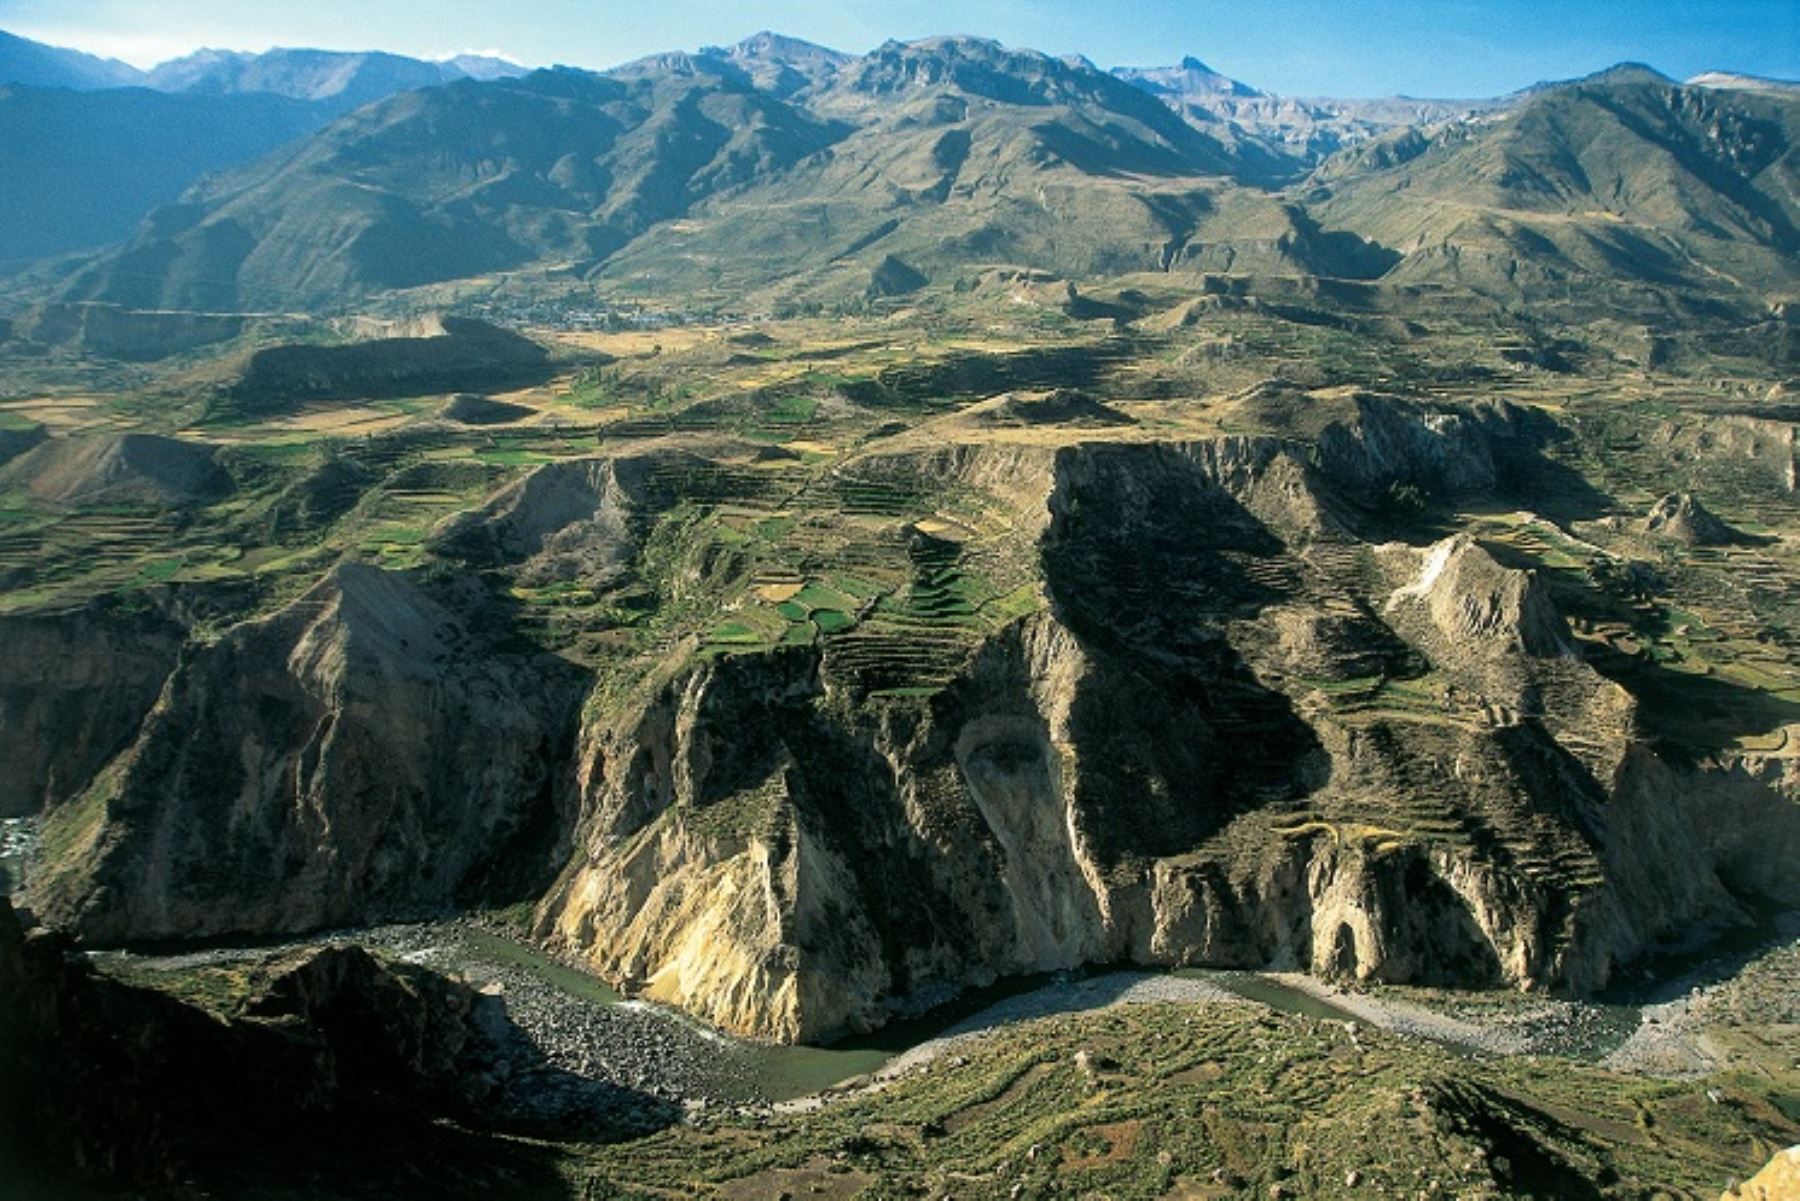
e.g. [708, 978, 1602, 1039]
[84, 914, 1800, 1112]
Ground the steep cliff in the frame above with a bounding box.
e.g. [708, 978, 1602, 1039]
[30, 564, 588, 942]
[21, 424, 1800, 1043]
[528, 439, 1800, 1040]
[0, 599, 184, 818]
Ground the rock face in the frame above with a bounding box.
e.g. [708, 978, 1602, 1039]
[0, 601, 185, 817]
[30, 564, 588, 942]
[1314, 394, 1563, 501]
[1644, 491, 1740, 544]
[1383, 534, 1575, 701]
[0, 899, 667, 1193]
[21, 424, 1800, 1043]
[1726, 1146, 1800, 1201]
[539, 604, 1310, 1041]
[434, 454, 661, 584]
[526, 439, 1800, 1040]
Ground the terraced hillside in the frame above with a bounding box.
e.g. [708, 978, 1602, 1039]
[0, 33, 1796, 1195]
[0, 272, 1792, 1048]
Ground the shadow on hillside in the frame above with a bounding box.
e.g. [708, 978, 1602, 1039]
[1598, 906, 1800, 1007]
[1039, 443, 1324, 859]
[220, 317, 557, 418]
[1582, 638, 1800, 756]
[1, 900, 677, 1201]
[1493, 433, 1616, 527]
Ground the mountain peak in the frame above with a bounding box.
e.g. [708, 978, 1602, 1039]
[145, 46, 448, 104]
[0, 28, 145, 90]
[727, 31, 849, 63]
[435, 53, 528, 82]
[1507, 60, 1674, 101]
[1585, 61, 1673, 85]
[837, 33, 1212, 121]
[845, 35, 1063, 91]
[1112, 55, 1260, 99]
[885, 34, 1012, 61]
[140, 44, 526, 103]
[695, 30, 849, 95]
[610, 49, 742, 82]
[1686, 69, 1800, 94]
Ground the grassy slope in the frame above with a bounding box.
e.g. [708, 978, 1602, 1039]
[585, 993, 1796, 1197]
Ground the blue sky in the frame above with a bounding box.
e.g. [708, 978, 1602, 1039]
[2, 0, 1794, 96]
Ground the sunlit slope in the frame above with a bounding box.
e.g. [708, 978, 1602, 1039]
[1312, 70, 1800, 300]
[63, 63, 850, 310]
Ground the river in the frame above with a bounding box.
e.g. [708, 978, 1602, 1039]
[85, 918, 1641, 1105]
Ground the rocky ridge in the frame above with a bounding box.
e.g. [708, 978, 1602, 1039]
[0, 899, 670, 1193]
[32, 563, 588, 941]
[0, 432, 231, 507]
[16, 394, 1800, 1043]
[1645, 491, 1743, 545]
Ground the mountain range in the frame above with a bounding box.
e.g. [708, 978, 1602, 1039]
[0, 30, 524, 98]
[6, 22, 1800, 1199]
[0, 32, 526, 262]
[1, 27, 1795, 311]
[0, 28, 142, 89]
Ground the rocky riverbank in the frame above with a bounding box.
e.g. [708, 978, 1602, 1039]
[89, 919, 773, 1105]
[82, 911, 1800, 1122]
[1605, 923, 1800, 1078]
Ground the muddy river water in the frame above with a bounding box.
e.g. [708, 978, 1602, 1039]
[80, 917, 1670, 1106]
[21, 799, 1790, 1106]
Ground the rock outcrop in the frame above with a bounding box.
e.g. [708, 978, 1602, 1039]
[434, 454, 658, 584]
[0, 899, 669, 1194]
[30, 564, 588, 942]
[1726, 1146, 1800, 1201]
[1386, 535, 1572, 660]
[0, 600, 185, 817]
[1644, 491, 1741, 545]
[1313, 394, 1564, 502]
[22, 431, 1800, 1044]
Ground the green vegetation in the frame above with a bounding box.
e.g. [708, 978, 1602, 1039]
[573, 1000, 1796, 1197]
[3, 37, 1800, 1201]
[812, 608, 854, 634]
